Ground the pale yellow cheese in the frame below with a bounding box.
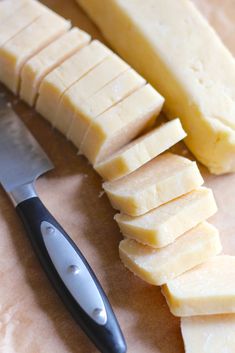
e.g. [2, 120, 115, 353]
[119, 222, 221, 286]
[181, 314, 235, 353]
[20, 27, 90, 106]
[80, 84, 164, 165]
[36, 40, 110, 124]
[54, 54, 129, 136]
[104, 153, 203, 216]
[0, 0, 26, 22]
[95, 119, 186, 181]
[0, 0, 48, 48]
[0, 10, 70, 93]
[77, 0, 235, 174]
[115, 187, 216, 247]
[162, 255, 235, 317]
[68, 68, 146, 149]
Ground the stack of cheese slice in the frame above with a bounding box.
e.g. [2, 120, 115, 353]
[0, 2, 227, 352]
[0, 0, 165, 165]
[114, 179, 221, 286]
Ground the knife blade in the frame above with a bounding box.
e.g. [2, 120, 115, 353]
[0, 96, 126, 353]
[0, 96, 53, 192]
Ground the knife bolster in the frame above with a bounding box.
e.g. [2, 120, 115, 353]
[9, 182, 37, 206]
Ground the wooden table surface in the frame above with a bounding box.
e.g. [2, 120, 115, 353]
[0, 1, 235, 352]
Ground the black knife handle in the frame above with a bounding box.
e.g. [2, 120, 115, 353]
[16, 196, 126, 353]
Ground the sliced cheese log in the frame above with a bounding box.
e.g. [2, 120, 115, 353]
[162, 255, 235, 317]
[68, 68, 146, 148]
[0, 10, 70, 93]
[80, 84, 164, 164]
[104, 153, 203, 216]
[20, 27, 90, 106]
[54, 54, 129, 136]
[36, 40, 110, 124]
[77, 0, 235, 175]
[0, 0, 26, 22]
[119, 222, 221, 286]
[95, 118, 186, 181]
[0, 0, 48, 48]
[115, 187, 217, 247]
[181, 315, 235, 353]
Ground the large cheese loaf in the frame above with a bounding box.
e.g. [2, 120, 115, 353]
[115, 187, 217, 247]
[20, 28, 90, 106]
[162, 255, 235, 316]
[181, 314, 235, 353]
[77, 0, 235, 175]
[0, 8, 70, 93]
[119, 222, 221, 285]
[95, 119, 186, 181]
[104, 153, 203, 216]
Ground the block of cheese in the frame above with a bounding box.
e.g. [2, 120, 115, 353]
[54, 54, 129, 136]
[115, 187, 217, 247]
[95, 119, 186, 181]
[36, 40, 110, 124]
[104, 153, 203, 216]
[0, 0, 26, 22]
[119, 222, 221, 285]
[80, 84, 164, 165]
[0, 10, 70, 93]
[77, 0, 235, 174]
[181, 315, 235, 353]
[68, 68, 146, 148]
[0, 0, 47, 48]
[162, 255, 235, 317]
[20, 27, 90, 106]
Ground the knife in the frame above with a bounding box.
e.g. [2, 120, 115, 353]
[0, 96, 127, 353]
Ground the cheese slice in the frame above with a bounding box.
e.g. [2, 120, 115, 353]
[115, 187, 217, 247]
[95, 118, 186, 181]
[0, 10, 70, 93]
[181, 315, 235, 353]
[162, 255, 235, 317]
[36, 40, 110, 124]
[119, 222, 221, 286]
[80, 84, 164, 165]
[0, 0, 26, 22]
[0, 0, 48, 48]
[77, 0, 235, 175]
[68, 68, 146, 149]
[104, 153, 203, 216]
[20, 27, 90, 106]
[54, 54, 129, 136]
